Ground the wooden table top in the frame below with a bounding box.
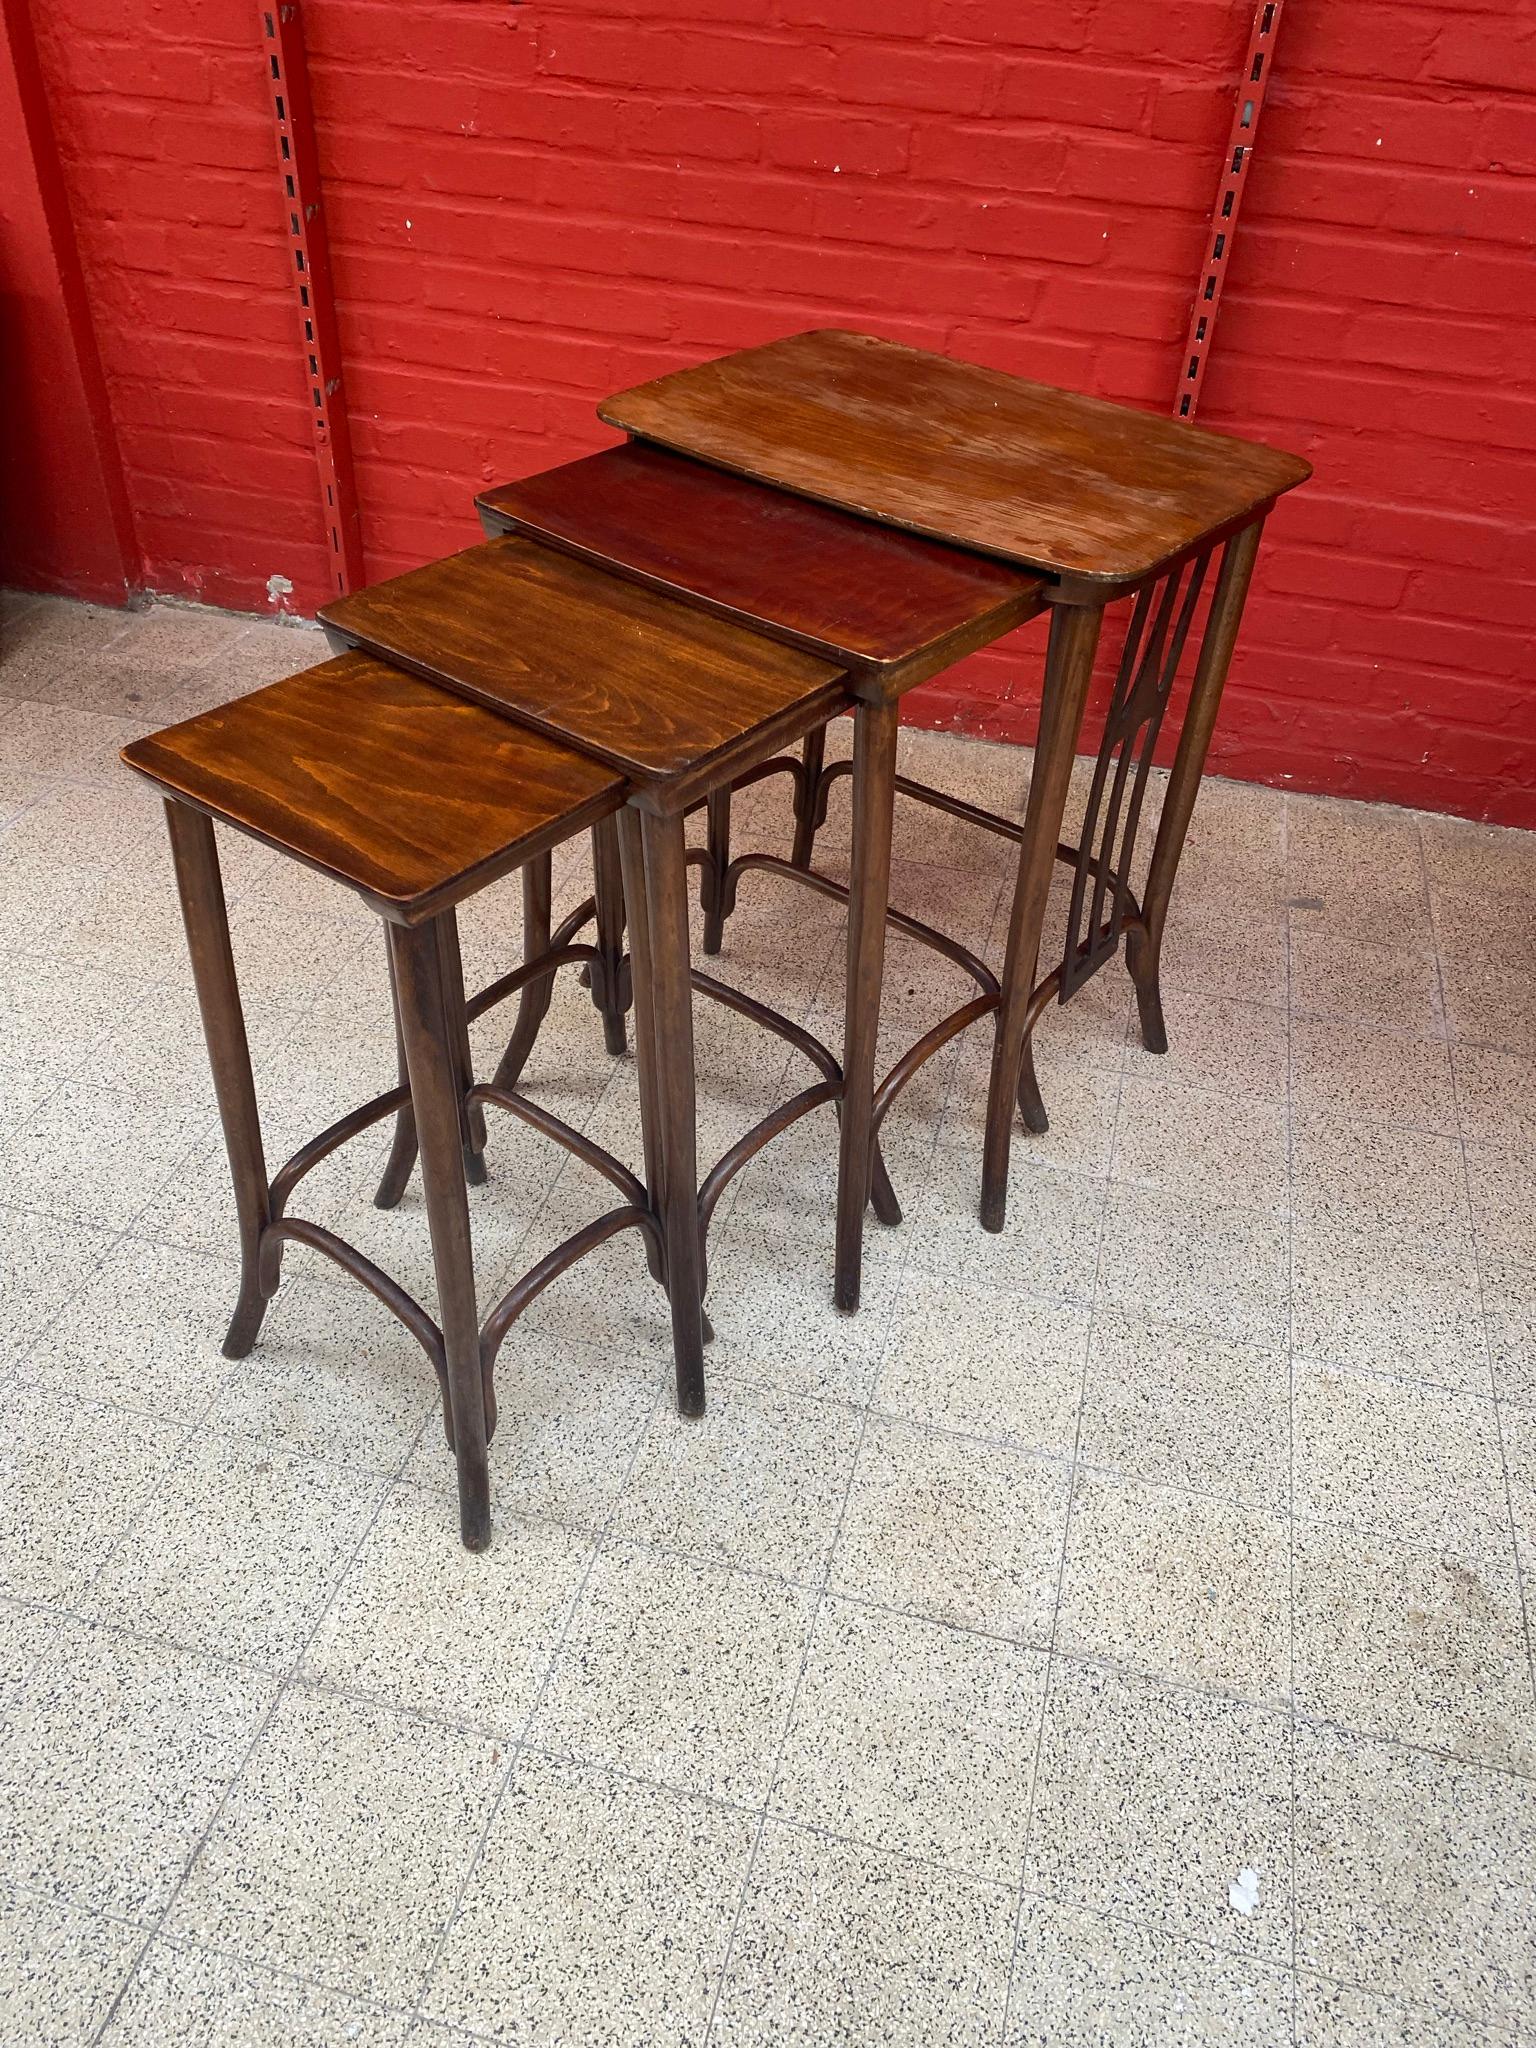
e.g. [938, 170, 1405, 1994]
[122, 651, 625, 922]
[320, 535, 848, 793]
[600, 328, 1311, 595]
[478, 443, 1044, 682]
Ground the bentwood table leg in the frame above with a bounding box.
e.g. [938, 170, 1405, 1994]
[375, 944, 419, 1210]
[590, 815, 630, 1054]
[376, 918, 487, 1203]
[701, 790, 732, 957]
[389, 914, 493, 1551]
[1126, 519, 1265, 1054]
[834, 695, 899, 1312]
[437, 914, 488, 1185]
[637, 806, 708, 1415]
[980, 601, 1105, 1233]
[791, 724, 827, 869]
[492, 851, 554, 1092]
[164, 800, 277, 1359]
[617, 810, 668, 1287]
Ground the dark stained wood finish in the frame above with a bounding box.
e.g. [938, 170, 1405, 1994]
[490, 852, 554, 1093]
[589, 814, 631, 1054]
[320, 535, 848, 791]
[600, 328, 1311, 594]
[139, 644, 737, 1545]
[163, 801, 277, 1359]
[477, 442, 1044, 674]
[121, 650, 624, 923]
[375, 935, 419, 1211]
[981, 602, 1104, 1232]
[835, 697, 899, 1312]
[437, 913, 489, 1183]
[634, 806, 708, 1412]
[791, 726, 825, 867]
[467, 451, 1026, 1307]
[616, 808, 669, 1291]
[370, 916, 485, 1207]
[388, 914, 492, 1550]
[1127, 519, 1266, 1052]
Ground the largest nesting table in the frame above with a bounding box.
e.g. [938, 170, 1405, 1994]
[595, 328, 1311, 1229]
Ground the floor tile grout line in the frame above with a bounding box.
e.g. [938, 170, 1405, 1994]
[405, 1335, 678, 2030]
[1283, 860, 1301, 2046]
[1427, 848, 1536, 1707]
[1286, 1952, 1519, 2040]
[15, 1228, 1536, 1777]
[25, 1210, 322, 1615]
[704, 1230, 1528, 1434]
[30, 1405, 215, 1645]
[698, 1354, 910, 2037]
[83, 1919, 507, 2047]
[11, 1234, 1529, 1675]
[0, 1099, 227, 1246]
[21, 1039, 1511, 1374]
[29, 1506, 1536, 1794]
[700, 985, 943, 2048]
[84, 1365, 439, 2047]
[9, 1822, 1516, 2047]
[998, 1018, 1123, 2046]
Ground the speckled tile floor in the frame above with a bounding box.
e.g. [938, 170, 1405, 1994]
[1, 588, 1535, 2046]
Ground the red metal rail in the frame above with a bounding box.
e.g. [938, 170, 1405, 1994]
[1176, 0, 1287, 422]
[259, 2, 365, 596]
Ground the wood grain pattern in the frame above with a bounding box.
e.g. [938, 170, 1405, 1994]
[321, 535, 848, 785]
[477, 442, 1044, 671]
[600, 328, 1311, 591]
[122, 650, 624, 921]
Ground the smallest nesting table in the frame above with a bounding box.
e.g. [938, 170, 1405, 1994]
[122, 652, 630, 1548]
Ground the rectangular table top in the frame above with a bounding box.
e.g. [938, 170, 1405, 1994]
[319, 534, 848, 795]
[123, 651, 625, 922]
[478, 443, 1044, 683]
[600, 328, 1310, 596]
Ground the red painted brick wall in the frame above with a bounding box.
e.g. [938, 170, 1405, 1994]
[0, 0, 139, 602]
[24, 0, 1536, 822]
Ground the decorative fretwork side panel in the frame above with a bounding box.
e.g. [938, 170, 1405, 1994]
[1057, 550, 1213, 1000]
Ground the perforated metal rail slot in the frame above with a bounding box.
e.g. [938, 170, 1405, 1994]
[1176, 0, 1286, 422]
[260, 3, 364, 595]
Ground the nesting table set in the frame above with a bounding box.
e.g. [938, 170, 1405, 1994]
[123, 329, 1308, 1550]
